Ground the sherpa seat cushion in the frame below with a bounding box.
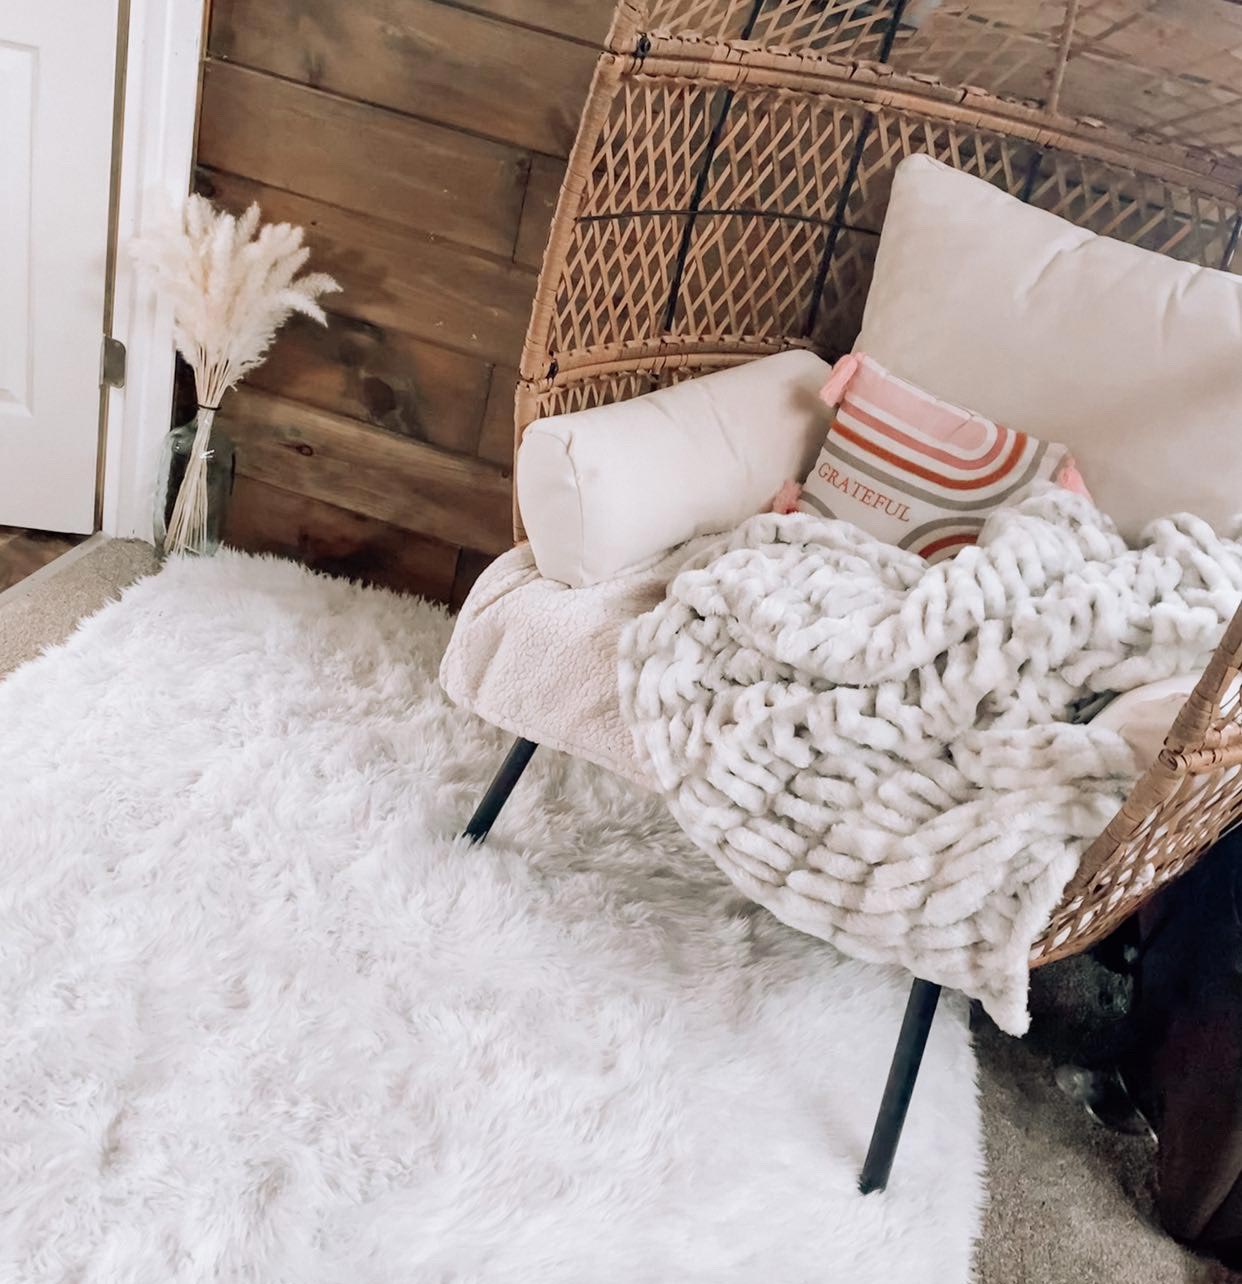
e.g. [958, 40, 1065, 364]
[440, 542, 681, 789]
[442, 530, 1197, 798]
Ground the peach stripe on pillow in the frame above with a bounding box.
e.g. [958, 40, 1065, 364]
[838, 396, 1011, 472]
[841, 359, 992, 455]
[831, 414, 1033, 492]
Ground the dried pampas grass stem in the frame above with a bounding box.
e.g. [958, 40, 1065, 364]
[132, 197, 340, 555]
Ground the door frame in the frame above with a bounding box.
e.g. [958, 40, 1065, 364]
[100, 0, 208, 540]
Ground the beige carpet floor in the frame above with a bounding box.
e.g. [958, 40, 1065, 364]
[2, 536, 1238, 1283]
[0, 537, 158, 678]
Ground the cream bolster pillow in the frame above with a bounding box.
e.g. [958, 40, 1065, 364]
[858, 155, 1242, 542]
[516, 350, 832, 587]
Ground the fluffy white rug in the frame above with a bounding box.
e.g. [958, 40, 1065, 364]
[0, 553, 983, 1283]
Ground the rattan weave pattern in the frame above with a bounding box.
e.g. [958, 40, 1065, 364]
[513, 0, 1242, 966]
[639, 0, 1242, 157]
[1036, 611, 1242, 964]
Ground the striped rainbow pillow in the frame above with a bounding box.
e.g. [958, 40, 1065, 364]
[798, 353, 1090, 563]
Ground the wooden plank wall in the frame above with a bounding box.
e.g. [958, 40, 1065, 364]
[198, 0, 613, 602]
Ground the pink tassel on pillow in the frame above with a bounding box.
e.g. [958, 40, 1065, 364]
[771, 480, 802, 514]
[820, 352, 862, 407]
[1055, 457, 1092, 499]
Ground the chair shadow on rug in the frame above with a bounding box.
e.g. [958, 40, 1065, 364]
[449, 0, 1242, 1196]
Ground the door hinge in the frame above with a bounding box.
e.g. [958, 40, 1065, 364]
[101, 335, 126, 389]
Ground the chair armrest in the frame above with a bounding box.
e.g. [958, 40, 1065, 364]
[517, 350, 831, 588]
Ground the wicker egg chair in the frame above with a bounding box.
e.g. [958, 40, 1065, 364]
[462, 0, 1242, 1194]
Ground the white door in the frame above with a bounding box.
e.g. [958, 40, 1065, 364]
[0, 1, 120, 534]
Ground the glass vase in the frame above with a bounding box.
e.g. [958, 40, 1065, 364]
[154, 416, 236, 557]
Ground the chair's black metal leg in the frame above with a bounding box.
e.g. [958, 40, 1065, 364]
[859, 978, 942, 1195]
[462, 738, 538, 843]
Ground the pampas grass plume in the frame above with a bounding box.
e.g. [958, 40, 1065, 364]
[132, 196, 340, 555]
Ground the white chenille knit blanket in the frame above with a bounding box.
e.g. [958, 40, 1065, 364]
[618, 489, 1242, 1033]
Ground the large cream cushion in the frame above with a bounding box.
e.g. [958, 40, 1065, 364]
[857, 155, 1242, 541]
[516, 350, 831, 587]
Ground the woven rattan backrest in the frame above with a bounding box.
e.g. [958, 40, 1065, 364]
[516, 0, 1242, 963]
[516, 0, 1242, 475]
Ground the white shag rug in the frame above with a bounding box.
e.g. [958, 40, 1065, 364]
[0, 553, 983, 1283]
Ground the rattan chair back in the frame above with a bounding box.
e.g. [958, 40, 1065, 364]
[515, 0, 1242, 964]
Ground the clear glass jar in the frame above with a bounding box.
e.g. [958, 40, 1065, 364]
[153, 417, 237, 557]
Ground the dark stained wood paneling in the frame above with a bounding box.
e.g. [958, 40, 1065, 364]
[245, 312, 494, 458]
[217, 387, 514, 555]
[198, 61, 530, 259]
[465, 0, 613, 44]
[208, 0, 597, 157]
[515, 155, 565, 270]
[451, 547, 499, 610]
[225, 476, 461, 600]
[476, 365, 519, 468]
[197, 0, 598, 601]
[198, 168, 534, 368]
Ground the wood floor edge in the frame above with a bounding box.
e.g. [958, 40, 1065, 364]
[0, 533, 117, 611]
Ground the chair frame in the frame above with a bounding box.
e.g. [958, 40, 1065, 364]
[462, 0, 1242, 1192]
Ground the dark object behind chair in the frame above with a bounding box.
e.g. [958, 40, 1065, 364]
[1120, 826, 1242, 1268]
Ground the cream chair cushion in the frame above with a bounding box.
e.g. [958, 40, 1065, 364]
[1091, 673, 1242, 765]
[440, 542, 696, 788]
[442, 548, 1205, 791]
[857, 154, 1242, 541]
[1091, 675, 1197, 764]
[516, 350, 831, 587]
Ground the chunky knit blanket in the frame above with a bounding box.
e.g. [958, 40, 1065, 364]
[618, 489, 1242, 1033]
